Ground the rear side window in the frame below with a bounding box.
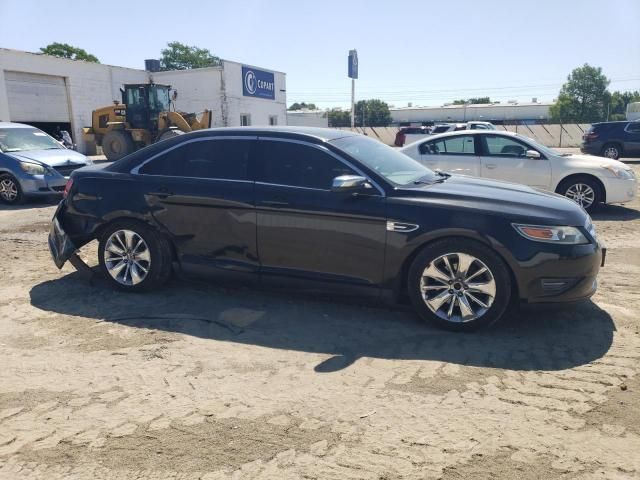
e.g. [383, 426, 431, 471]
[139, 139, 251, 180]
[424, 135, 475, 155]
[257, 140, 354, 190]
[626, 122, 640, 133]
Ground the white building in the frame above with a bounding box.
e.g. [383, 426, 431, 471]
[286, 109, 328, 127]
[0, 48, 286, 153]
[390, 102, 552, 124]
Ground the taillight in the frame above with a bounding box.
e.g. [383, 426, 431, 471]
[583, 132, 599, 141]
[63, 178, 73, 199]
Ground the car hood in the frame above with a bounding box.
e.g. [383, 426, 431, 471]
[395, 174, 588, 226]
[6, 149, 90, 167]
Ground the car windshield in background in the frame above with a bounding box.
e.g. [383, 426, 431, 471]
[332, 135, 438, 186]
[0, 128, 63, 153]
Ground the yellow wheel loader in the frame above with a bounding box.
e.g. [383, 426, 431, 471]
[85, 83, 212, 160]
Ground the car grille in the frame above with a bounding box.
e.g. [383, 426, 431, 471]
[53, 164, 84, 177]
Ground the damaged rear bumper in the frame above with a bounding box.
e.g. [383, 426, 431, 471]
[48, 204, 77, 269]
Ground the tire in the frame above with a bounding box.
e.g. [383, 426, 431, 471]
[98, 220, 173, 292]
[157, 129, 184, 142]
[557, 175, 603, 212]
[0, 173, 24, 205]
[601, 143, 621, 160]
[407, 238, 512, 332]
[102, 130, 135, 161]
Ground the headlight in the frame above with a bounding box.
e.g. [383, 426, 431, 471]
[602, 165, 635, 180]
[19, 161, 47, 175]
[512, 224, 589, 244]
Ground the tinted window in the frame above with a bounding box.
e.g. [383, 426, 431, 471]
[626, 122, 640, 133]
[139, 139, 251, 180]
[258, 141, 354, 190]
[424, 135, 475, 155]
[431, 125, 451, 134]
[482, 135, 529, 157]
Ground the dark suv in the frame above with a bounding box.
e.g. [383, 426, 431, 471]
[49, 127, 603, 331]
[581, 121, 640, 159]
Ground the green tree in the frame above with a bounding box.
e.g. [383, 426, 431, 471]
[159, 41, 221, 71]
[608, 90, 640, 120]
[40, 43, 99, 62]
[452, 97, 491, 105]
[550, 64, 610, 122]
[288, 102, 318, 110]
[328, 109, 351, 127]
[354, 99, 392, 126]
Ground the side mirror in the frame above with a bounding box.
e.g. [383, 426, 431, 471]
[418, 143, 430, 155]
[525, 150, 541, 159]
[331, 175, 372, 192]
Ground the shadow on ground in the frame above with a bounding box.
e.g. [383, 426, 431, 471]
[30, 271, 615, 373]
[591, 203, 640, 221]
[0, 198, 58, 211]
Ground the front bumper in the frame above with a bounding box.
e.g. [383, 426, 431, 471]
[18, 172, 67, 196]
[602, 176, 638, 204]
[48, 204, 78, 268]
[516, 240, 604, 305]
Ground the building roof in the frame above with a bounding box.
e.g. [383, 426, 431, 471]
[391, 102, 553, 111]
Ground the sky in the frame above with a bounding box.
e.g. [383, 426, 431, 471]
[1, 0, 639, 109]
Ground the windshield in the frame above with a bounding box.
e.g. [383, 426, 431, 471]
[331, 135, 438, 186]
[0, 128, 63, 153]
[149, 86, 170, 111]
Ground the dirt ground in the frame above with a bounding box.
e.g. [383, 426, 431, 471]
[1, 164, 639, 480]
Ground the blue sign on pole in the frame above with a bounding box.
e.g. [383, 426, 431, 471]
[348, 49, 358, 79]
[242, 66, 275, 100]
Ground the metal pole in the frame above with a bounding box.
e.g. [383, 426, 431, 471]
[350, 78, 355, 128]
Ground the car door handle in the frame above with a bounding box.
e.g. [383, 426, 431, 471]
[260, 200, 289, 207]
[485, 164, 497, 169]
[148, 187, 174, 198]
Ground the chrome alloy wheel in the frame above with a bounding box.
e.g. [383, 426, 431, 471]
[602, 146, 619, 159]
[420, 252, 496, 323]
[104, 229, 151, 286]
[0, 178, 18, 202]
[565, 183, 595, 209]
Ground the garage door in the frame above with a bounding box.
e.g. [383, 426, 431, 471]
[5, 71, 70, 123]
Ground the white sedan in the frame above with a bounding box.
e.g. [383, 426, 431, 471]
[400, 130, 637, 211]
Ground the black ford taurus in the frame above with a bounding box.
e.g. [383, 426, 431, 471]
[49, 127, 604, 331]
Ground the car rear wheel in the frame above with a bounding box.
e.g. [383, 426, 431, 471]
[0, 174, 24, 205]
[601, 143, 621, 160]
[558, 176, 602, 212]
[98, 221, 172, 292]
[408, 238, 512, 331]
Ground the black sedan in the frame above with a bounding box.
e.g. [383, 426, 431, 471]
[49, 127, 604, 331]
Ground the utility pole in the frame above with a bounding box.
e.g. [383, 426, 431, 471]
[351, 78, 355, 127]
[348, 49, 358, 128]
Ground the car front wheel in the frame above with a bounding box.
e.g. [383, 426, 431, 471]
[98, 220, 172, 292]
[0, 174, 24, 205]
[558, 176, 602, 212]
[408, 239, 512, 331]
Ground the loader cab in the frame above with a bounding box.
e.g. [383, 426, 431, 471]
[122, 83, 171, 130]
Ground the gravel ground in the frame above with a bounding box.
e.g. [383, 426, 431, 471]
[0, 165, 639, 479]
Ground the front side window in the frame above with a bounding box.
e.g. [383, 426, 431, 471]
[149, 86, 170, 112]
[424, 135, 475, 155]
[0, 128, 63, 152]
[139, 139, 251, 180]
[257, 141, 354, 190]
[481, 135, 530, 157]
